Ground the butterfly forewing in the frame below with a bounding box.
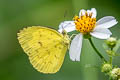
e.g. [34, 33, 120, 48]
[17, 26, 68, 73]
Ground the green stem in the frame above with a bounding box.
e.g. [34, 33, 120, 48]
[110, 56, 112, 64]
[88, 38, 107, 62]
[110, 48, 113, 64]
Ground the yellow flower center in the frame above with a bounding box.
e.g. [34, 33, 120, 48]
[74, 12, 96, 34]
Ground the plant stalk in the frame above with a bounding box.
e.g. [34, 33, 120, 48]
[88, 38, 107, 62]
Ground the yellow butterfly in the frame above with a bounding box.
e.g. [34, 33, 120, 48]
[17, 26, 70, 74]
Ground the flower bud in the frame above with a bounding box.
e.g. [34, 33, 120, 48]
[106, 50, 115, 56]
[106, 37, 117, 48]
[101, 63, 112, 73]
[110, 68, 120, 80]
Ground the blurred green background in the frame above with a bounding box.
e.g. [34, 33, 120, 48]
[0, 0, 120, 80]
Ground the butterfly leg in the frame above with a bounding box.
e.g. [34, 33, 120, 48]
[67, 34, 77, 50]
[70, 34, 77, 40]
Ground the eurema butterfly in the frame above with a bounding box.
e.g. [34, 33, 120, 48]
[17, 26, 70, 74]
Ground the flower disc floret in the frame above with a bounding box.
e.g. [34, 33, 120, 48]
[74, 12, 96, 34]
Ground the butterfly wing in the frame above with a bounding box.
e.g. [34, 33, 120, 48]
[17, 26, 68, 73]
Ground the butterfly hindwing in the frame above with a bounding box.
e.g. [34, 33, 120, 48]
[17, 26, 68, 73]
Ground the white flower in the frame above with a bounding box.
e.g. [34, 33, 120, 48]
[58, 8, 118, 61]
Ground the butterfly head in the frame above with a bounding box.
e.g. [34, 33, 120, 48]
[61, 30, 70, 46]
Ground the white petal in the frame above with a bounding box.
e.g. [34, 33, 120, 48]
[79, 9, 86, 17]
[90, 28, 112, 39]
[87, 10, 91, 16]
[69, 33, 83, 61]
[58, 21, 76, 33]
[91, 8, 97, 18]
[95, 16, 118, 29]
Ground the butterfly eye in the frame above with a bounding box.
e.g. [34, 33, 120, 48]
[62, 30, 66, 35]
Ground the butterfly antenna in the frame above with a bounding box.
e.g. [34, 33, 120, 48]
[61, 22, 66, 35]
[64, 10, 67, 19]
[62, 10, 67, 33]
[62, 10, 71, 35]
